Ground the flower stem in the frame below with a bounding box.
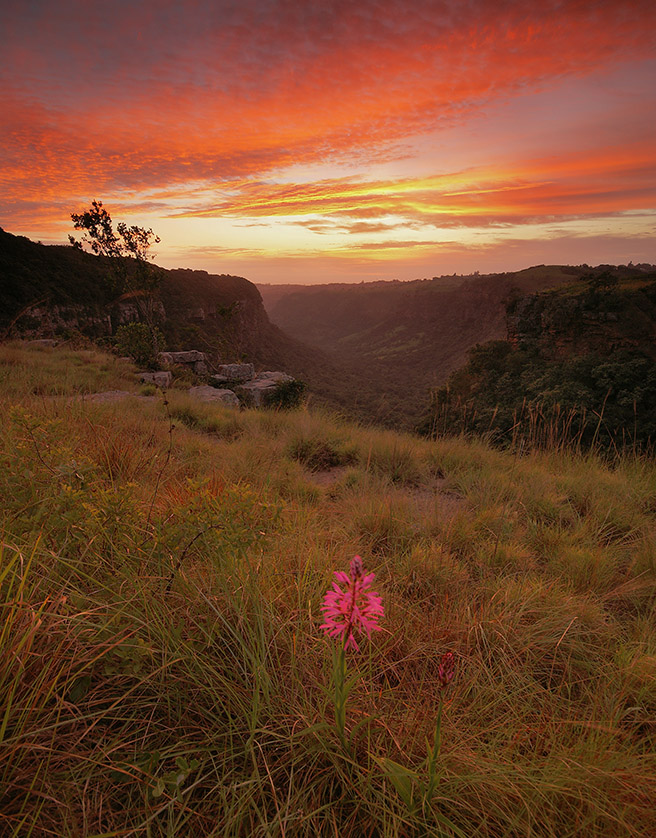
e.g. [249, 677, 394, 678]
[424, 697, 443, 807]
[333, 645, 349, 750]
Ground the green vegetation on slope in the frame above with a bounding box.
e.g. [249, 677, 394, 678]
[420, 271, 656, 451]
[1, 341, 655, 837]
[0, 228, 115, 320]
[258, 266, 581, 355]
[259, 277, 467, 350]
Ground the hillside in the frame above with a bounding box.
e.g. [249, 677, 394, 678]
[5, 228, 655, 434]
[258, 267, 584, 352]
[259, 267, 589, 426]
[260, 266, 656, 430]
[420, 269, 656, 449]
[0, 226, 295, 366]
[1, 341, 655, 836]
[0, 227, 376, 419]
[0, 226, 117, 318]
[258, 276, 469, 350]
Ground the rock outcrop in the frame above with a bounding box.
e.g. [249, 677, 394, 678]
[158, 350, 208, 374]
[212, 363, 255, 383]
[137, 371, 173, 388]
[0, 227, 313, 378]
[506, 279, 656, 360]
[236, 371, 294, 407]
[138, 349, 299, 408]
[188, 386, 240, 407]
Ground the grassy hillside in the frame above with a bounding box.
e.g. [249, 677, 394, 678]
[1, 341, 655, 837]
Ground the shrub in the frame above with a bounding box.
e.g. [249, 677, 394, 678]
[115, 322, 165, 369]
[266, 378, 307, 409]
[287, 434, 358, 471]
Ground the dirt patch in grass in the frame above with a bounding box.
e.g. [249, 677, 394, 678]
[309, 465, 352, 487]
[84, 390, 150, 403]
[408, 477, 466, 520]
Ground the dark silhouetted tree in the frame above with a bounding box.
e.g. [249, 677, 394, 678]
[69, 200, 161, 297]
[70, 201, 164, 360]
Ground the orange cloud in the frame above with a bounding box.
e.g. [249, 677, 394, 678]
[1, 0, 654, 277]
[168, 140, 656, 230]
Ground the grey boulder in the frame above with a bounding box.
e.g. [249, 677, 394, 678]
[188, 386, 239, 407]
[216, 363, 255, 381]
[137, 371, 172, 388]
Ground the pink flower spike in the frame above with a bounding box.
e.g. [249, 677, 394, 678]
[320, 555, 384, 651]
[437, 651, 455, 690]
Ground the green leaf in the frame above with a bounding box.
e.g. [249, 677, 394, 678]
[109, 763, 135, 784]
[67, 674, 91, 704]
[375, 756, 419, 811]
[151, 778, 165, 798]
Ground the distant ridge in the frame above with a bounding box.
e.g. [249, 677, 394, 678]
[258, 266, 613, 353]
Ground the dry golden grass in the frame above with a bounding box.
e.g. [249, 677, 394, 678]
[1, 342, 655, 837]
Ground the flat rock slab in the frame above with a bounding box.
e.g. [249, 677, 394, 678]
[237, 379, 279, 407]
[237, 372, 295, 407]
[137, 371, 173, 387]
[159, 350, 207, 364]
[188, 386, 239, 407]
[256, 371, 293, 383]
[216, 363, 255, 381]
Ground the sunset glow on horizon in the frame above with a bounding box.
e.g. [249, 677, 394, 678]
[1, 0, 655, 284]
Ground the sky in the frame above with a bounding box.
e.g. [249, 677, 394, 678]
[1, 0, 655, 284]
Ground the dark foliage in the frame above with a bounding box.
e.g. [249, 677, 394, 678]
[115, 322, 166, 368]
[419, 274, 656, 451]
[265, 378, 307, 410]
[0, 227, 113, 327]
[69, 201, 162, 297]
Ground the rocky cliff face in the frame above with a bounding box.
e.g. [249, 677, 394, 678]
[13, 299, 170, 340]
[157, 267, 274, 361]
[506, 276, 656, 360]
[0, 227, 370, 418]
[0, 227, 295, 366]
